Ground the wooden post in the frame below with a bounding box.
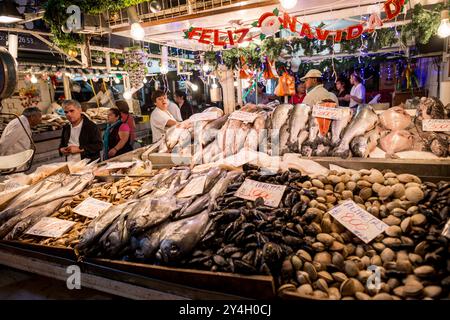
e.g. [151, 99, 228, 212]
[62, 75, 72, 100]
[236, 71, 243, 106]
[105, 52, 111, 74]
[217, 65, 235, 114]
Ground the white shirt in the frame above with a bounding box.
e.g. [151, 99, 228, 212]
[303, 84, 338, 106]
[168, 101, 182, 122]
[67, 120, 83, 162]
[0, 115, 32, 156]
[349, 83, 365, 108]
[151, 107, 176, 143]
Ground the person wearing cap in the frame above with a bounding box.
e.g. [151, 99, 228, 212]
[115, 100, 136, 144]
[301, 69, 338, 106]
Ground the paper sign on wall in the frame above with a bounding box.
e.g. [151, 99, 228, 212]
[327, 200, 388, 243]
[177, 175, 207, 198]
[73, 197, 112, 219]
[312, 105, 343, 120]
[235, 178, 286, 207]
[422, 119, 450, 132]
[189, 112, 220, 122]
[229, 111, 258, 123]
[26, 217, 76, 238]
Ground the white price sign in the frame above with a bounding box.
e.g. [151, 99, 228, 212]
[26, 217, 76, 238]
[177, 175, 207, 198]
[189, 112, 220, 122]
[328, 200, 388, 243]
[422, 119, 450, 132]
[312, 105, 343, 120]
[235, 179, 287, 207]
[73, 197, 112, 219]
[104, 161, 136, 170]
[229, 111, 258, 123]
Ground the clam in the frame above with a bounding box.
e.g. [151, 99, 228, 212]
[355, 292, 372, 300]
[312, 179, 324, 188]
[332, 272, 348, 282]
[291, 255, 303, 271]
[296, 271, 311, 285]
[413, 265, 435, 277]
[381, 248, 396, 263]
[342, 190, 353, 200]
[278, 283, 297, 294]
[400, 217, 412, 233]
[314, 252, 332, 267]
[346, 181, 357, 191]
[372, 293, 393, 300]
[393, 183, 406, 198]
[411, 213, 427, 226]
[378, 186, 394, 199]
[405, 187, 424, 203]
[340, 278, 365, 297]
[385, 225, 402, 237]
[316, 233, 334, 246]
[297, 284, 313, 296]
[382, 237, 402, 247]
[404, 281, 423, 297]
[304, 262, 318, 281]
[397, 174, 421, 184]
[297, 249, 312, 262]
[383, 215, 401, 226]
[313, 279, 329, 292]
[328, 287, 341, 300]
[317, 271, 334, 283]
[313, 290, 329, 299]
[423, 286, 442, 299]
[344, 260, 359, 277]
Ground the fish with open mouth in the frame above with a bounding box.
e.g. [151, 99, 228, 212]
[332, 106, 378, 158]
[157, 210, 211, 264]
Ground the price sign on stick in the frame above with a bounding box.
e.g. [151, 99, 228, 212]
[26, 217, 76, 238]
[312, 105, 343, 120]
[177, 175, 207, 198]
[73, 197, 112, 219]
[422, 119, 450, 132]
[235, 179, 286, 207]
[328, 200, 388, 243]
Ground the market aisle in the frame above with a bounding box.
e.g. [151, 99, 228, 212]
[0, 266, 118, 300]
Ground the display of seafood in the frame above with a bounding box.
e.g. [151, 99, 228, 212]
[151, 97, 449, 162]
[17, 176, 147, 248]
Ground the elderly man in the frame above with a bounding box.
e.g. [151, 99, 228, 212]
[301, 69, 338, 106]
[0, 107, 42, 156]
[59, 99, 102, 162]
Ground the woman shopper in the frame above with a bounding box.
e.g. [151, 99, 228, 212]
[102, 108, 132, 160]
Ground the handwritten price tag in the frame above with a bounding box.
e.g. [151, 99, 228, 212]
[312, 105, 343, 120]
[177, 175, 207, 198]
[26, 217, 76, 238]
[104, 161, 136, 170]
[229, 111, 258, 123]
[235, 179, 286, 207]
[328, 200, 388, 243]
[189, 112, 220, 122]
[422, 119, 450, 132]
[73, 197, 112, 219]
[442, 219, 450, 239]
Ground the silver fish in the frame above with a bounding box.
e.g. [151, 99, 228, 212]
[244, 128, 259, 151]
[278, 123, 290, 156]
[307, 116, 320, 146]
[297, 130, 309, 152]
[314, 144, 331, 157]
[288, 104, 311, 148]
[77, 202, 129, 253]
[234, 123, 251, 154]
[208, 171, 240, 211]
[132, 222, 170, 260]
[3, 197, 71, 240]
[225, 119, 242, 156]
[331, 108, 352, 146]
[158, 210, 211, 264]
[270, 104, 293, 151]
[332, 106, 378, 158]
[165, 126, 186, 149]
[200, 114, 229, 146]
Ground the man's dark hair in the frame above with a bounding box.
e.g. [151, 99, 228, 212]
[151, 90, 166, 103]
[175, 90, 186, 100]
[22, 107, 41, 118]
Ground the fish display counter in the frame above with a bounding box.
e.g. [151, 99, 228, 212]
[0, 154, 448, 300]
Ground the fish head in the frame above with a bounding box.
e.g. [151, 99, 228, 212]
[159, 238, 190, 264]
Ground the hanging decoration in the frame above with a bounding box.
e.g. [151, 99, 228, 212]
[123, 46, 148, 89]
[274, 71, 295, 96]
[185, 0, 405, 46]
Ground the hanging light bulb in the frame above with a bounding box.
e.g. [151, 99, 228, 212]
[114, 77, 121, 84]
[437, 10, 450, 38]
[191, 84, 198, 91]
[149, 1, 162, 13]
[211, 83, 218, 89]
[202, 64, 210, 72]
[143, 77, 148, 84]
[279, 0, 297, 10]
[234, 81, 238, 87]
[30, 74, 38, 84]
[131, 22, 145, 40]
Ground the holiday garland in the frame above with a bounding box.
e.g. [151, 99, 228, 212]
[123, 46, 148, 89]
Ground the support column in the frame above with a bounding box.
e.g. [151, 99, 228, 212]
[63, 75, 72, 100]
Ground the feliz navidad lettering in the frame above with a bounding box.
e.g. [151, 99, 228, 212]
[186, 0, 404, 46]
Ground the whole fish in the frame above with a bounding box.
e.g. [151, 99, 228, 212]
[2, 197, 71, 240]
[270, 104, 293, 151]
[96, 202, 139, 257]
[127, 197, 177, 235]
[132, 222, 169, 260]
[332, 107, 378, 158]
[297, 130, 309, 152]
[234, 123, 251, 154]
[288, 104, 311, 149]
[77, 202, 129, 253]
[278, 123, 290, 156]
[380, 106, 411, 131]
[208, 171, 240, 211]
[165, 126, 186, 149]
[202, 141, 220, 164]
[307, 116, 320, 146]
[216, 120, 229, 152]
[331, 108, 352, 146]
[225, 119, 242, 156]
[158, 210, 211, 264]
[244, 128, 259, 151]
[135, 169, 171, 198]
[200, 114, 229, 146]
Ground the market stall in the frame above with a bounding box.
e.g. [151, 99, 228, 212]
[0, 0, 449, 301]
